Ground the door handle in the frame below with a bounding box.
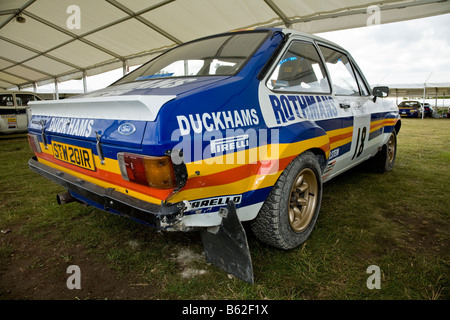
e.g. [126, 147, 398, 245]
[340, 103, 350, 109]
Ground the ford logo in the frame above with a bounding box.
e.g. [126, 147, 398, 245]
[118, 123, 136, 135]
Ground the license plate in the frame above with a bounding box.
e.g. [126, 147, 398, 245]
[52, 141, 96, 171]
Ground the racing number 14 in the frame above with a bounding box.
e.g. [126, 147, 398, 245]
[352, 126, 367, 160]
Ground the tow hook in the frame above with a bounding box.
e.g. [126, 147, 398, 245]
[200, 200, 254, 284]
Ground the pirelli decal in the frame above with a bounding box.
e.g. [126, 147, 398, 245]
[189, 195, 242, 210]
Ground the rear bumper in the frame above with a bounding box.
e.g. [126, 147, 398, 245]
[28, 156, 186, 228]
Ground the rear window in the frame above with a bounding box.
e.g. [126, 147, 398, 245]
[399, 101, 420, 108]
[116, 31, 269, 84]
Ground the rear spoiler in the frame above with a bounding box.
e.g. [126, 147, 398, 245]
[28, 95, 176, 121]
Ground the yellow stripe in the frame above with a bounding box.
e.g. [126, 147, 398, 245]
[370, 119, 396, 133]
[185, 135, 329, 176]
[37, 135, 330, 203]
[327, 126, 353, 137]
[171, 135, 330, 202]
[37, 157, 161, 205]
[370, 119, 385, 132]
[40, 135, 329, 180]
[34, 118, 398, 207]
[170, 170, 282, 202]
[327, 126, 353, 150]
[330, 137, 352, 150]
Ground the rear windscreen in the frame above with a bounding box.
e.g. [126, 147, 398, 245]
[115, 31, 269, 84]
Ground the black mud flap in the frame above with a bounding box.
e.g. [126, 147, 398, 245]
[200, 201, 254, 284]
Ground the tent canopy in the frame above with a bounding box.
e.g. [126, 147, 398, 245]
[1, 0, 449, 90]
[374, 71, 450, 97]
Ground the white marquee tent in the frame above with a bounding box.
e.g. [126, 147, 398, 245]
[1, 0, 450, 93]
[374, 71, 450, 103]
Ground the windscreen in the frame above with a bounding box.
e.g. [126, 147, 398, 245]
[115, 31, 269, 84]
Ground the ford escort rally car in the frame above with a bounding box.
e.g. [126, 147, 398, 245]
[27, 28, 400, 283]
[398, 100, 421, 118]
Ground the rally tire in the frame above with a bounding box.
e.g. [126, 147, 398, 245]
[370, 130, 397, 173]
[251, 151, 323, 250]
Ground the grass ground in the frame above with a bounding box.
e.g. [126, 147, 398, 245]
[0, 118, 449, 300]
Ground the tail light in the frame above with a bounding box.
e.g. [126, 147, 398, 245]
[117, 153, 176, 189]
[27, 134, 42, 154]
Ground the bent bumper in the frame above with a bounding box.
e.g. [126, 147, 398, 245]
[28, 157, 186, 228]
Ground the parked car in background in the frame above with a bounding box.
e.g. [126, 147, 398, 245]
[398, 100, 421, 118]
[420, 103, 434, 118]
[0, 90, 42, 133]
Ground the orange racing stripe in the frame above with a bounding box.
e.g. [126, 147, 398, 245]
[34, 135, 330, 204]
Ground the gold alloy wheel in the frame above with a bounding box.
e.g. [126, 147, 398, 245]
[387, 132, 396, 163]
[288, 168, 318, 233]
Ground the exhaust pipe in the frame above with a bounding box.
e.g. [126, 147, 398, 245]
[56, 192, 75, 205]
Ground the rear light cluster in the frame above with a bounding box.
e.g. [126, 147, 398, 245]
[118, 152, 177, 189]
[27, 134, 41, 153]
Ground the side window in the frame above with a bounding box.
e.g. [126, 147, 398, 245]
[16, 94, 37, 107]
[319, 45, 360, 96]
[354, 67, 370, 96]
[0, 94, 14, 107]
[267, 41, 330, 94]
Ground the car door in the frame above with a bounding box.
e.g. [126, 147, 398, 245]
[258, 37, 355, 183]
[317, 44, 375, 176]
[15, 93, 39, 130]
[0, 93, 17, 132]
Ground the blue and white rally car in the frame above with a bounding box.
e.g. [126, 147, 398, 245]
[27, 28, 400, 283]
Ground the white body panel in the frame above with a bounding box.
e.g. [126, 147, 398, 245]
[29, 95, 176, 121]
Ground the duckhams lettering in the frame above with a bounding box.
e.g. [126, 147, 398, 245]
[177, 109, 259, 136]
[48, 117, 94, 138]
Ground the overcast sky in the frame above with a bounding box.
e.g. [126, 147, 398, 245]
[317, 13, 450, 86]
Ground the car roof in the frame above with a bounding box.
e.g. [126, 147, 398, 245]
[280, 27, 346, 50]
[197, 27, 347, 53]
[0, 90, 39, 95]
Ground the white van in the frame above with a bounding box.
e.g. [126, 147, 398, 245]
[0, 90, 43, 133]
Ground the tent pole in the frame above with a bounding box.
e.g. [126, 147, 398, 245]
[435, 88, 438, 109]
[422, 86, 426, 119]
[55, 79, 59, 100]
[83, 71, 88, 93]
[444, 92, 446, 116]
[123, 60, 128, 76]
[422, 72, 434, 119]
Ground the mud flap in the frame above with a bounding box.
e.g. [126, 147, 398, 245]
[200, 201, 254, 284]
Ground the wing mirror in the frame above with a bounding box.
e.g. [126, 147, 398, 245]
[372, 86, 389, 102]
